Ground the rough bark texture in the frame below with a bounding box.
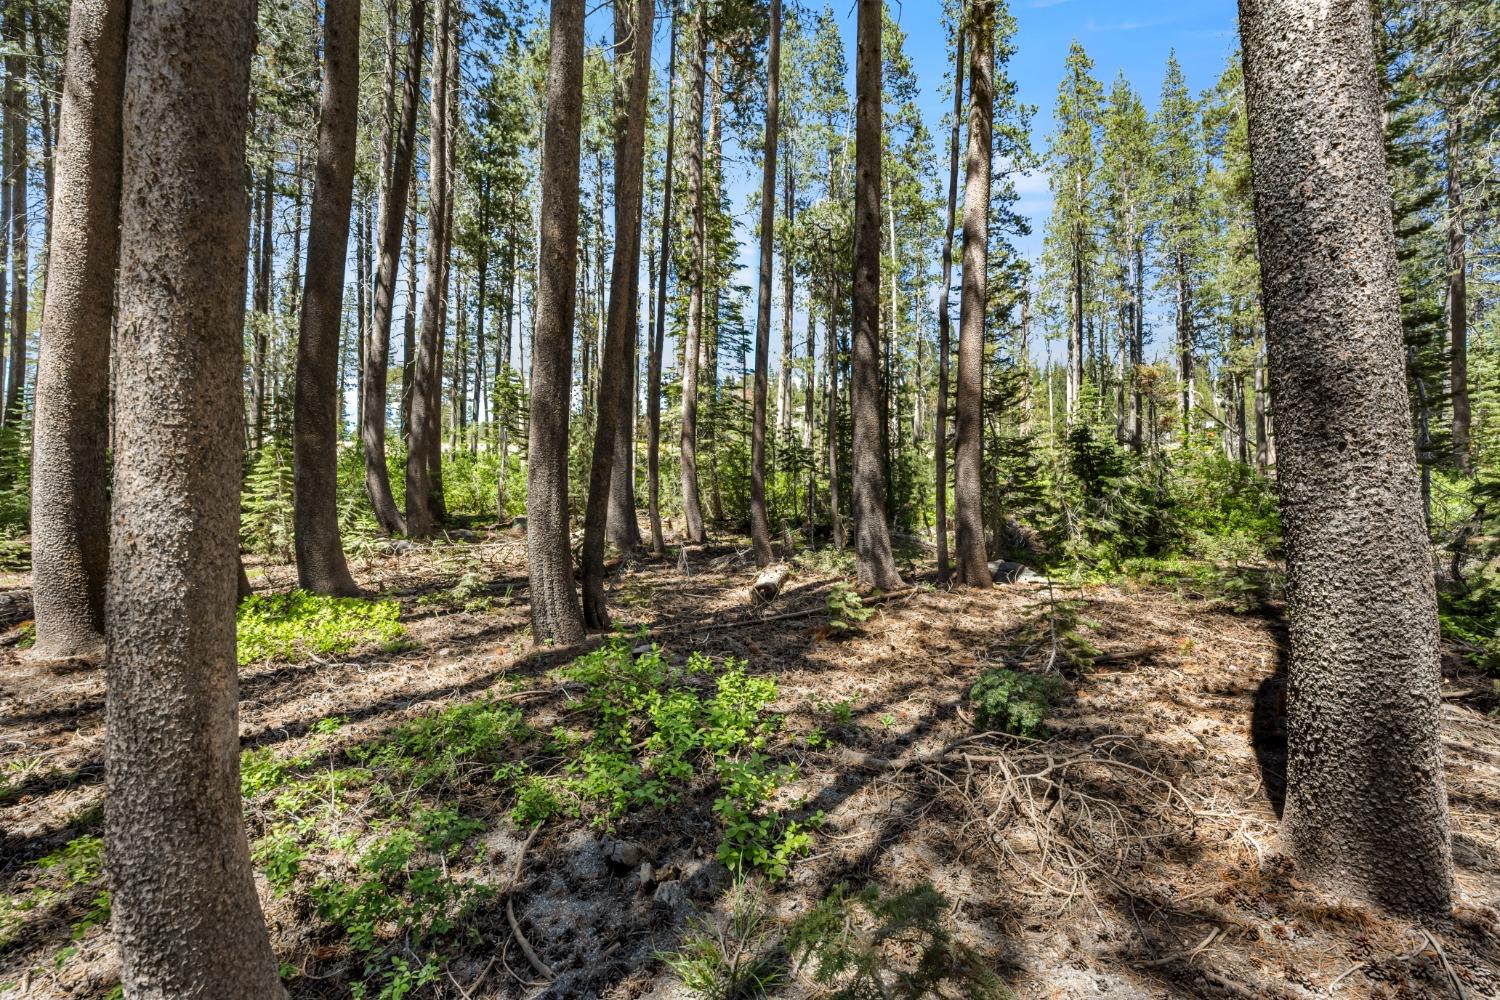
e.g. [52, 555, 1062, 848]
[362, 0, 425, 537]
[581, 0, 653, 628]
[107, 1, 284, 995]
[647, 6, 678, 559]
[27, 0, 126, 667]
[526, 0, 587, 645]
[1239, 0, 1453, 916]
[678, 7, 708, 545]
[293, 0, 362, 596]
[850, 0, 901, 591]
[406, 0, 452, 538]
[935, 24, 963, 583]
[954, 2, 993, 588]
[1444, 112, 1468, 472]
[749, 0, 781, 568]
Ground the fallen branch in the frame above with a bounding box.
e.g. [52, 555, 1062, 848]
[749, 563, 791, 604]
[506, 824, 554, 980]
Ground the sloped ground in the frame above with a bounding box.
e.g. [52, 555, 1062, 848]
[1, 530, 1496, 999]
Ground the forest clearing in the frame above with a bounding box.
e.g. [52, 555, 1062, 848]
[3, 535, 1498, 998]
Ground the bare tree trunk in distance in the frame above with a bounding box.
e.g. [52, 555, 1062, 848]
[293, 0, 362, 596]
[1239, 0, 1453, 916]
[5, 16, 29, 424]
[678, 5, 709, 545]
[827, 256, 843, 552]
[363, 0, 425, 537]
[26, 0, 127, 667]
[935, 21, 963, 583]
[1444, 107, 1468, 472]
[749, 0, 781, 568]
[107, 2, 283, 993]
[850, 0, 901, 590]
[582, 0, 653, 628]
[647, 5, 678, 558]
[406, 0, 452, 538]
[954, 0, 993, 588]
[526, 0, 588, 645]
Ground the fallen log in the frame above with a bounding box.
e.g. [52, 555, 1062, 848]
[750, 563, 791, 604]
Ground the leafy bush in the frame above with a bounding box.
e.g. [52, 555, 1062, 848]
[969, 669, 1062, 738]
[237, 591, 405, 665]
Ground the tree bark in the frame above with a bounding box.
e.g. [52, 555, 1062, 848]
[1239, 0, 1453, 916]
[850, 0, 901, 590]
[27, 0, 127, 667]
[527, 0, 587, 645]
[4, 11, 29, 425]
[954, 0, 992, 588]
[581, 0, 653, 627]
[293, 0, 362, 596]
[363, 0, 424, 537]
[936, 21, 963, 583]
[406, 0, 452, 537]
[108, 1, 283, 993]
[827, 248, 843, 552]
[647, 4, 677, 558]
[678, 4, 709, 545]
[1444, 107, 1468, 473]
[749, 0, 781, 568]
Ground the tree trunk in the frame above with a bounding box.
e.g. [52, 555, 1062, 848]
[526, 0, 587, 645]
[777, 147, 794, 444]
[406, 0, 452, 538]
[678, 6, 708, 545]
[605, 2, 649, 559]
[5, 15, 29, 425]
[647, 3, 677, 559]
[252, 165, 272, 449]
[1239, 0, 1453, 916]
[936, 22, 963, 582]
[1444, 107, 1468, 473]
[749, 0, 781, 568]
[401, 195, 418, 442]
[108, 2, 283, 994]
[954, 0, 992, 588]
[30, 6, 55, 276]
[362, 0, 424, 537]
[292, 0, 362, 596]
[850, 0, 901, 590]
[581, 0, 653, 627]
[827, 244, 843, 552]
[27, 0, 127, 667]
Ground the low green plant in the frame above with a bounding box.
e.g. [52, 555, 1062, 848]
[826, 585, 873, 632]
[237, 590, 405, 665]
[968, 669, 1062, 739]
[784, 882, 1009, 999]
[662, 880, 783, 1000]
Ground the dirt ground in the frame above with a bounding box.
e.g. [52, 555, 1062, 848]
[1, 529, 1497, 999]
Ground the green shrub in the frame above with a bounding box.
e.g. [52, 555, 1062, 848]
[968, 669, 1062, 738]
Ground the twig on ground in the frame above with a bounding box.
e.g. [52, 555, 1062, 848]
[507, 824, 555, 980]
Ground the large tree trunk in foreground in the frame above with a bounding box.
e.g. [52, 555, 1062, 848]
[27, 0, 126, 667]
[748, 0, 781, 568]
[406, 0, 452, 538]
[850, 0, 900, 590]
[107, 2, 282, 994]
[526, 0, 587, 645]
[678, 6, 708, 545]
[647, 5, 678, 559]
[293, 0, 362, 596]
[954, 0, 993, 588]
[935, 23, 963, 583]
[581, 0, 653, 628]
[362, 0, 426, 537]
[1239, 0, 1453, 916]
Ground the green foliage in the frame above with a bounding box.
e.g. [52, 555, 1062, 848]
[549, 639, 813, 878]
[662, 880, 783, 1000]
[242, 438, 296, 558]
[969, 669, 1062, 738]
[0, 414, 31, 533]
[349, 697, 526, 787]
[237, 590, 405, 665]
[826, 584, 873, 632]
[785, 881, 1009, 999]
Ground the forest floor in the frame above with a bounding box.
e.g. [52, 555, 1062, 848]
[1, 528, 1498, 1000]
